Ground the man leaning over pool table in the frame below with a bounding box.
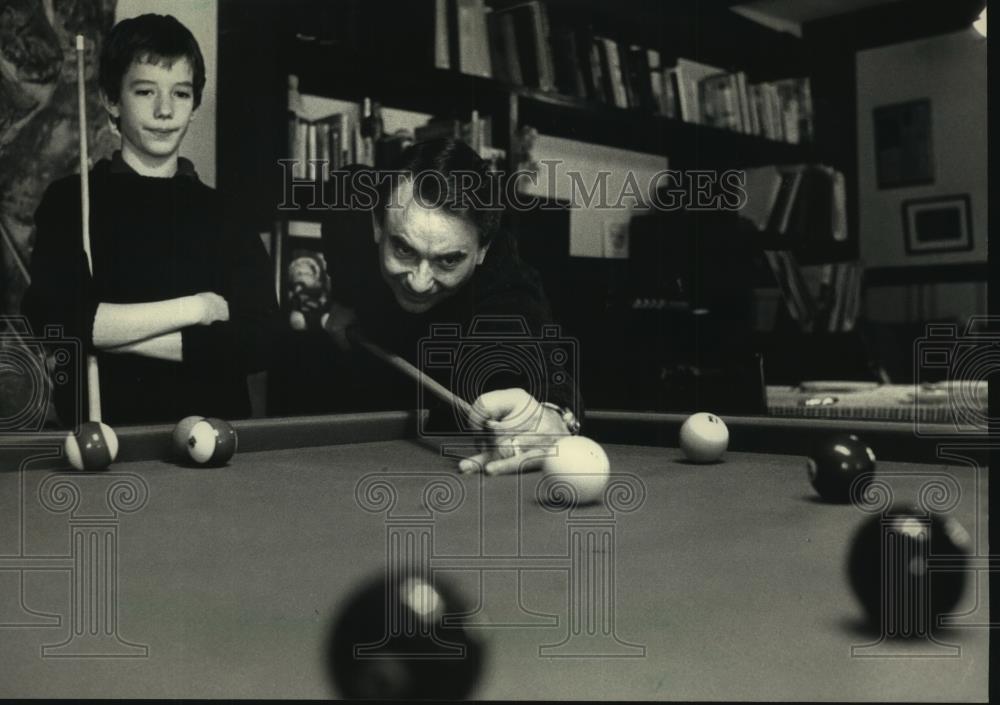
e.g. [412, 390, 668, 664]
[317, 138, 581, 474]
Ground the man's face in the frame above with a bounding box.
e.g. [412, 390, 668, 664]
[375, 180, 489, 314]
[104, 57, 196, 171]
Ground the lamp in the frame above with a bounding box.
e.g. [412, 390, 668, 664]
[973, 6, 987, 37]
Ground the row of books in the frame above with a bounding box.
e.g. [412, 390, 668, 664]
[740, 164, 846, 242]
[287, 76, 368, 179]
[696, 71, 813, 143]
[765, 252, 862, 333]
[287, 85, 505, 178]
[287, 111, 365, 180]
[742, 162, 856, 333]
[414, 111, 495, 156]
[438, 0, 812, 143]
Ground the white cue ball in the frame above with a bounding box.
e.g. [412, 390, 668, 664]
[289, 310, 307, 331]
[679, 412, 729, 463]
[541, 436, 611, 505]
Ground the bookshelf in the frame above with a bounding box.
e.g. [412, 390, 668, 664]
[218, 0, 818, 225]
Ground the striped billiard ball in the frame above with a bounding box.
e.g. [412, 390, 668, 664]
[173, 416, 238, 466]
[65, 421, 118, 471]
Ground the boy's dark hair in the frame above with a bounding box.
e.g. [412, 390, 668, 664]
[99, 14, 206, 109]
[374, 138, 503, 246]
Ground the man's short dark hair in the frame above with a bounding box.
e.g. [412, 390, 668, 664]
[375, 138, 503, 245]
[99, 14, 206, 109]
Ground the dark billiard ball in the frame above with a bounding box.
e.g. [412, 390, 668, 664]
[64, 421, 118, 471]
[807, 434, 876, 503]
[328, 570, 485, 699]
[174, 416, 237, 466]
[848, 508, 971, 636]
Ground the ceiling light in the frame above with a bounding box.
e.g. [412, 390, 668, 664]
[974, 7, 987, 37]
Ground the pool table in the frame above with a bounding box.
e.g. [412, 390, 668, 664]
[0, 411, 990, 700]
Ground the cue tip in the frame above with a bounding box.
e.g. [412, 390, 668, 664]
[76, 34, 85, 50]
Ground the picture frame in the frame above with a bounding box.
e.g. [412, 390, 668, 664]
[873, 99, 934, 189]
[901, 194, 973, 255]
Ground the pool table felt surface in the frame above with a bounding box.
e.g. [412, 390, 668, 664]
[0, 438, 989, 700]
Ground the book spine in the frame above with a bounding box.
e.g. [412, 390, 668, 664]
[435, 0, 450, 69]
[294, 120, 308, 178]
[330, 123, 342, 171]
[551, 29, 587, 98]
[618, 43, 638, 108]
[646, 48, 664, 115]
[588, 38, 607, 103]
[533, 1, 556, 91]
[776, 167, 803, 234]
[800, 77, 814, 143]
[315, 121, 328, 182]
[734, 72, 751, 134]
[783, 99, 800, 144]
[306, 123, 317, 180]
[486, 11, 509, 83]
[698, 77, 719, 127]
[503, 13, 524, 84]
[569, 31, 587, 97]
[662, 68, 678, 119]
[600, 37, 628, 108]
[674, 62, 699, 123]
[726, 74, 741, 131]
[747, 85, 762, 136]
[628, 45, 655, 110]
[761, 83, 781, 140]
[457, 0, 492, 78]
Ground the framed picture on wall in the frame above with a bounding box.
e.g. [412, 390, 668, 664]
[901, 194, 973, 255]
[873, 99, 934, 189]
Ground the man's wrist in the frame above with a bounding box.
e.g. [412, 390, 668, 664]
[541, 402, 581, 435]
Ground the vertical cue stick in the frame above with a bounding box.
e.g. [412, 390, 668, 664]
[76, 34, 102, 423]
[346, 327, 475, 420]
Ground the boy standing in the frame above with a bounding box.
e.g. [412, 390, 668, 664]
[23, 14, 275, 425]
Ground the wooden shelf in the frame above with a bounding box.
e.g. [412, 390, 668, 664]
[514, 88, 809, 167]
[292, 49, 509, 119]
[289, 39, 811, 168]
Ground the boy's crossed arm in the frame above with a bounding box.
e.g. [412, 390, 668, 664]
[95, 292, 230, 361]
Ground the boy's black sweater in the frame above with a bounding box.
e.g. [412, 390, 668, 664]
[23, 153, 276, 425]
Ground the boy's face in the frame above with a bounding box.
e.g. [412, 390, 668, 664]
[104, 57, 196, 170]
[374, 179, 489, 314]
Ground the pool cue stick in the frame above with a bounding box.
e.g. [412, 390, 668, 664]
[76, 34, 102, 423]
[345, 326, 475, 420]
[347, 327, 544, 474]
[0, 220, 31, 284]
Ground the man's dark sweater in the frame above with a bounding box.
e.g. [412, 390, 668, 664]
[22, 153, 276, 425]
[317, 204, 581, 425]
